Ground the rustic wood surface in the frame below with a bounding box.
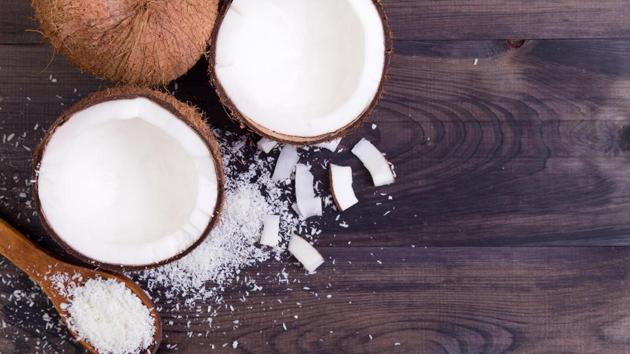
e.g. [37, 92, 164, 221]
[3, 1, 630, 353]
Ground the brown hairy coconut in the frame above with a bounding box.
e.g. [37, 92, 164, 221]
[33, 86, 224, 271]
[32, 0, 219, 85]
[209, 0, 393, 145]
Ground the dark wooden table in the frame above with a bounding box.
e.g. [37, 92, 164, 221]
[4, 1, 630, 353]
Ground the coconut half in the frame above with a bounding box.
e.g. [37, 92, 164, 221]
[32, 0, 219, 85]
[209, 0, 392, 144]
[34, 87, 224, 270]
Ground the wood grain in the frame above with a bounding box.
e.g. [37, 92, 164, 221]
[5, 40, 630, 246]
[386, 0, 630, 40]
[0, 219, 163, 354]
[3, 247, 630, 353]
[3, 0, 630, 353]
[5, 1, 630, 44]
[171, 247, 630, 353]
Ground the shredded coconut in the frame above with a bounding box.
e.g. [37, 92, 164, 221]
[65, 278, 155, 354]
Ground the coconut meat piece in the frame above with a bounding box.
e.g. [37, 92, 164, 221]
[259, 215, 280, 247]
[315, 137, 342, 152]
[214, 0, 387, 138]
[37, 97, 219, 266]
[272, 145, 299, 181]
[257, 137, 278, 154]
[329, 164, 358, 211]
[288, 234, 324, 273]
[295, 164, 322, 219]
[352, 138, 395, 186]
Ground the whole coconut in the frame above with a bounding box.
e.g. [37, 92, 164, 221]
[32, 0, 219, 85]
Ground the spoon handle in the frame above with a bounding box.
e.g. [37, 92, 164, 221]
[0, 218, 64, 286]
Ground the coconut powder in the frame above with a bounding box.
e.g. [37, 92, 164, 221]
[65, 278, 155, 354]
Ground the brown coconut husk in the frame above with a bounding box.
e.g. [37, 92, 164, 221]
[33, 86, 225, 272]
[32, 0, 219, 86]
[207, 0, 394, 145]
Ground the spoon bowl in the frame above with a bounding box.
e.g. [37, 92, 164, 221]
[0, 218, 162, 353]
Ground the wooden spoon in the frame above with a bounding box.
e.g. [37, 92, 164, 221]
[0, 218, 162, 353]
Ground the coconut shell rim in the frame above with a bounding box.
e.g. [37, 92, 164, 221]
[32, 86, 225, 273]
[207, 0, 394, 145]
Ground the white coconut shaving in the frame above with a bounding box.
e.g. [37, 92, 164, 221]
[288, 234, 324, 273]
[257, 137, 277, 154]
[329, 164, 358, 211]
[260, 215, 281, 247]
[272, 145, 300, 181]
[352, 138, 395, 186]
[65, 278, 155, 354]
[295, 164, 322, 219]
[315, 138, 342, 152]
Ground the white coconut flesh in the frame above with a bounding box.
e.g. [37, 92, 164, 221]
[329, 164, 358, 211]
[272, 145, 299, 181]
[315, 138, 342, 152]
[259, 215, 280, 247]
[214, 0, 386, 138]
[288, 234, 324, 273]
[295, 164, 322, 219]
[352, 138, 395, 187]
[37, 98, 219, 266]
[257, 137, 278, 154]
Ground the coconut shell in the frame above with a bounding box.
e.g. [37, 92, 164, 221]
[207, 0, 394, 145]
[33, 86, 225, 272]
[32, 0, 219, 86]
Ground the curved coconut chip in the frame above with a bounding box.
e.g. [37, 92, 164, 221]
[33, 86, 225, 271]
[207, 0, 393, 145]
[32, 0, 219, 85]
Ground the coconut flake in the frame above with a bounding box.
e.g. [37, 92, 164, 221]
[351, 138, 395, 186]
[272, 145, 299, 181]
[66, 278, 155, 354]
[288, 235, 324, 273]
[291, 202, 304, 219]
[315, 138, 342, 152]
[329, 164, 358, 211]
[295, 164, 322, 219]
[257, 137, 278, 154]
[260, 215, 280, 247]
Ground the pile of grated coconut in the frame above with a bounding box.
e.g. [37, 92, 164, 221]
[63, 278, 156, 354]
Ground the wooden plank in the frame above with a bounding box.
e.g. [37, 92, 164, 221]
[4, 40, 630, 246]
[387, 0, 630, 40]
[2, 247, 630, 352]
[5, 1, 630, 44]
[0, 1, 39, 44]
